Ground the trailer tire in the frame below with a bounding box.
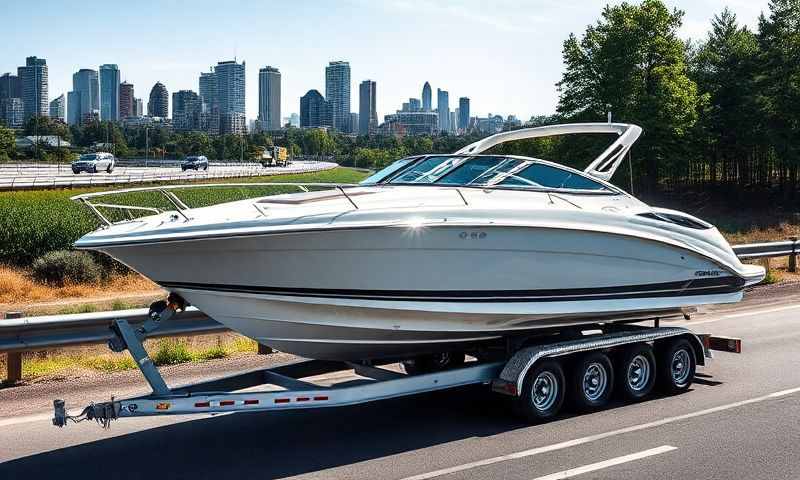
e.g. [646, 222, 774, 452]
[515, 359, 566, 423]
[570, 352, 614, 411]
[616, 343, 656, 401]
[402, 351, 465, 375]
[657, 338, 696, 394]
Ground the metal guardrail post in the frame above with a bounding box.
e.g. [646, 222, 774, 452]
[790, 237, 798, 273]
[4, 312, 23, 384]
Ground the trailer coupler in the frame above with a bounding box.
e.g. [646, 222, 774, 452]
[53, 398, 120, 428]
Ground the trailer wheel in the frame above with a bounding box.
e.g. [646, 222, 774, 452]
[515, 359, 565, 422]
[657, 338, 696, 394]
[617, 344, 656, 401]
[402, 351, 465, 375]
[571, 352, 614, 411]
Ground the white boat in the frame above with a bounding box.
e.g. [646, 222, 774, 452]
[72, 123, 765, 361]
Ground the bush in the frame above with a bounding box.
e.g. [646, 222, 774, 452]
[31, 250, 102, 285]
[152, 339, 193, 366]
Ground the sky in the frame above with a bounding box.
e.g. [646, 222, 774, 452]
[1, 0, 771, 123]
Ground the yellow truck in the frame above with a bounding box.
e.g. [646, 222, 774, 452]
[259, 146, 289, 167]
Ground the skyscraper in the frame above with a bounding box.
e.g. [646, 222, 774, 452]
[325, 61, 350, 131]
[215, 60, 246, 134]
[18, 56, 48, 120]
[0, 73, 21, 100]
[421, 82, 432, 111]
[258, 66, 281, 131]
[49, 94, 65, 121]
[358, 80, 377, 135]
[99, 64, 120, 121]
[147, 81, 168, 118]
[300, 89, 331, 128]
[0, 73, 23, 128]
[69, 68, 99, 125]
[134, 98, 143, 117]
[119, 81, 134, 119]
[437, 88, 449, 132]
[409, 98, 421, 111]
[458, 97, 470, 132]
[172, 90, 200, 131]
[199, 71, 217, 112]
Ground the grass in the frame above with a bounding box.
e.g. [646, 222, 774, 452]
[0, 167, 367, 267]
[3, 336, 260, 381]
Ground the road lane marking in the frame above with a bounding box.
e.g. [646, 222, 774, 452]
[530, 445, 677, 480]
[400, 386, 800, 480]
[690, 303, 800, 326]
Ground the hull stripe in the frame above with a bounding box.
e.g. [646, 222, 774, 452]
[158, 277, 744, 303]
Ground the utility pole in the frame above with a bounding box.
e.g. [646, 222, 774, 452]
[145, 127, 149, 167]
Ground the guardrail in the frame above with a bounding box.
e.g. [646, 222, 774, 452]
[1, 238, 797, 384]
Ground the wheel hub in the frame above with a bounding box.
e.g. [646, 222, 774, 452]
[532, 371, 558, 411]
[582, 363, 608, 401]
[627, 354, 650, 391]
[671, 349, 691, 385]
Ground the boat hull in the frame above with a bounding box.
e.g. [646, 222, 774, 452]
[91, 223, 746, 360]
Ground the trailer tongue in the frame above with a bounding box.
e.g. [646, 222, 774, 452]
[53, 299, 741, 428]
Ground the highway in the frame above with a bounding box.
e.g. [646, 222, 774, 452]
[0, 161, 337, 190]
[0, 300, 799, 479]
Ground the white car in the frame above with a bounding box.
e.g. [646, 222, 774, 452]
[72, 152, 115, 174]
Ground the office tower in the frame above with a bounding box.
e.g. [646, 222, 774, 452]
[421, 82, 432, 111]
[358, 80, 377, 135]
[199, 71, 217, 112]
[68, 68, 99, 125]
[458, 97, 470, 131]
[134, 98, 143, 117]
[289, 112, 300, 127]
[409, 98, 421, 111]
[300, 89, 331, 128]
[18, 56, 48, 120]
[119, 82, 134, 118]
[215, 59, 246, 134]
[0, 73, 23, 128]
[49, 94, 65, 121]
[148, 81, 169, 118]
[172, 90, 200, 131]
[257, 66, 281, 131]
[99, 64, 120, 121]
[437, 88, 449, 132]
[325, 61, 350, 131]
[0, 73, 21, 100]
[450, 111, 457, 133]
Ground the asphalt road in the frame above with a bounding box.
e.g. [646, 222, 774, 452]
[0, 161, 337, 189]
[1, 301, 799, 479]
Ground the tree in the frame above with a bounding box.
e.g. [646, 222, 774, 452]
[756, 0, 800, 194]
[23, 116, 71, 141]
[556, 0, 700, 192]
[0, 124, 14, 161]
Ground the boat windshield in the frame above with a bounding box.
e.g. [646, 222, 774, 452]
[360, 158, 416, 184]
[381, 155, 612, 192]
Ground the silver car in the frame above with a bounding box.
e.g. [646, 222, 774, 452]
[72, 152, 115, 174]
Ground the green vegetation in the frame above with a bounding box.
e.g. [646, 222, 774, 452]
[31, 250, 103, 285]
[0, 168, 368, 268]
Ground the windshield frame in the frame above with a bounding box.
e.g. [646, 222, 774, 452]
[373, 154, 624, 196]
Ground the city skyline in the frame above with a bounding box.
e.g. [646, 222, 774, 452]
[0, 1, 770, 123]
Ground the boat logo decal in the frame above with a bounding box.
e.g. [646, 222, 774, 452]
[155, 402, 171, 410]
[459, 231, 487, 240]
[127, 404, 138, 412]
[694, 270, 722, 277]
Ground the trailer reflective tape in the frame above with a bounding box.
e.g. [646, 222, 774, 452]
[275, 398, 290, 404]
[244, 399, 259, 405]
[155, 402, 170, 410]
[194, 401, 210, 408]
[220, 400, 235, 406]
[313, 396, 329, 401]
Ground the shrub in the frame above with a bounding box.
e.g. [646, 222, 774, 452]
[31, 250, 102, 285]
[152, 339, 193, 366]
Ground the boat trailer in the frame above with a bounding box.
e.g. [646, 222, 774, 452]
[53, 300, 742, 428]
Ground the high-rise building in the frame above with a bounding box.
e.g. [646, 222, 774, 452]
[119, 82, 134, 119]
[325, 61, 350, 131]
[18, 56, 48, 120]
[300, 89, 331, 128]
[99, 64, 120, 121]
[199, 71, 217, 112]
[437, 88, 449, 132]
[172, 90, 201, 131]
[0, 73, 21, 100]
[49, 94, 65, 121]
[134, 98, 144, 117]
[257, 66, 281, 131]
[380, 111, 439, 136]
[450, 111, 457, 133]
[409, 98, 421, 111]
[69, 68, 99, 125]
[289, 112, 300, 128]
[458, 97, 470, 132]
[215, 60, 246, 134]
[0, 98, 24, 128]
[0, 73, 23, 128]
[422, 82, 432, 111]
[358, 80, 377, 135]
[147, 82, 169, 118]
